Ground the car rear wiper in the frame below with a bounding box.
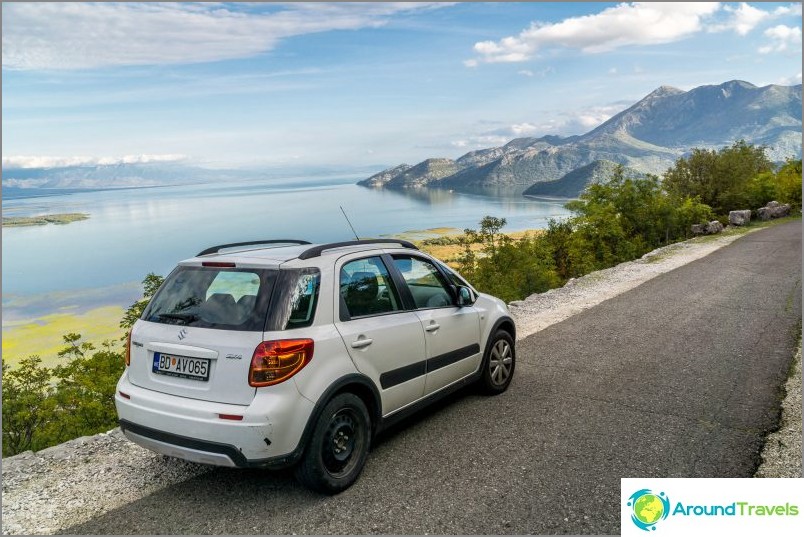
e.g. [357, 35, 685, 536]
[157, 312, 199, 324]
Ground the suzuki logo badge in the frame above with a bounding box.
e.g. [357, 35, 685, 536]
[177, 328, 188, 341]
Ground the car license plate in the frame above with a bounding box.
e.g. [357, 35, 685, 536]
[152, 352, 210, 381]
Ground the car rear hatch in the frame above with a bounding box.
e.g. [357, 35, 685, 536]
[127, 263, 277, 406]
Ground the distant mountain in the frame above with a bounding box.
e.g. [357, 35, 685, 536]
[1, 161, 380, 194]
[523, 160, 644, 198]
[361, 164, 412, 187]
[360, 80, 802, 196]
[1, 162, 246, 190]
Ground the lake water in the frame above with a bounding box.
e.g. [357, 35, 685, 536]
[2, 175, 570, 318]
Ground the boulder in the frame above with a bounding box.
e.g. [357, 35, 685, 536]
[705, 220, 724, 234]
[691, 223, 706, 235]
[729, 210, 751, 226]
[757, 201, 791, 221]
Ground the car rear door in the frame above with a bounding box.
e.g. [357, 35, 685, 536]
[333, 254, 427, 416]
[389, 254, 481, 395]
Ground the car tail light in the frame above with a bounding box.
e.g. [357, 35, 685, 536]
[249, 339, 314, 387]
[125, 330, 132, 366]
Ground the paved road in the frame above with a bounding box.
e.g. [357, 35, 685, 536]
[67, 221, 801, 535]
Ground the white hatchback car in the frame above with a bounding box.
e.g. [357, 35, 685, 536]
[116, 239, 516, 493]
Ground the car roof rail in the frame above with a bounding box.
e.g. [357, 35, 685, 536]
[298, 239, 418, 260]
[197, 240, 311, 256]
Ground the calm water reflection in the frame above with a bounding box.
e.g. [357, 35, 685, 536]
[2, 177, 571, 300]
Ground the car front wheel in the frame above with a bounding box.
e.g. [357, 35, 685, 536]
[295, 392, 371, 494]
[479, 330, 515, 394]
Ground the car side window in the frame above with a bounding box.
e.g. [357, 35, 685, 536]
[285, 272, 320, 329]
[436, 260, 471, 289]
[392, 256, 454, 309]
[340, 257, 402, 319]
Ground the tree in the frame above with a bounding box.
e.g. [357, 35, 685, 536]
[1, 356, 54, 456]
[458, 216, 560, 303]
[43, 337, 125, 446]
[121, 272, 164, 329]
[663, 140, 773, 215]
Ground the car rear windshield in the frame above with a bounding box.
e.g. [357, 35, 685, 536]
[142, 266, 277, 331]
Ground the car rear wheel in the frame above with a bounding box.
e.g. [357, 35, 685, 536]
[295, 393, 371, 494]
[479, 330, 515, 394]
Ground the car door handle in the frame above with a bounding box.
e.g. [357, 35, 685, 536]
[424, 323, 440, 332]
[351, 338, 373, 349]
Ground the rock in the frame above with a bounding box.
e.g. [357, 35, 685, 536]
[37, 444, 73, 460]
[705, 221, 724, 234]
[691, 223, 706, 235]
[757, 201, 791, 221]
[729, 210, 751, 226]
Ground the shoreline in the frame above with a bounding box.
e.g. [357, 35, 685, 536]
[2, 212, 89, 227]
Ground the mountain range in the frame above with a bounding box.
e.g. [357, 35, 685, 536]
[0, 162, 383, 199]
[359, 80, 802, 198]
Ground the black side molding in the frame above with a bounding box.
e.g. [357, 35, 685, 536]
[379, 344, 481, 390]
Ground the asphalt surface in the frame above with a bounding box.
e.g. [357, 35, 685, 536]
[66, 221, 802, 535]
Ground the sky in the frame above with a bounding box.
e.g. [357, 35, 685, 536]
[2, 2, 802, 170]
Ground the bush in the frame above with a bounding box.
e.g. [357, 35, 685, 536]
[561, 167, 712, 276]
[662, 141, 794, 215]
[1, 356, 54, 455]
[458, 217, 560, 303]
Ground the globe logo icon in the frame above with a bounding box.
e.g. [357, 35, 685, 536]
[627, 489, 670, 531]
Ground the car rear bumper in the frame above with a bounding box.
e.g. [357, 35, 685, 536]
[115, 372, 315, 469]
[118, 419, 301, 469]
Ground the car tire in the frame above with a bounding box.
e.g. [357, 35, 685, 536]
[295, 392, 371, 494]
[479, 330, 515, 394]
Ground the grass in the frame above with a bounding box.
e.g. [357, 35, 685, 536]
[2, 213, 89, 227]
[2, 305, 126, 368]
[386, 227, 461, 242]
[391, 228, 544, 266]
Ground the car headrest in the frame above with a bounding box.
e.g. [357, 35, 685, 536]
[199, 293, 238, 323]
[346, 272, 379, 306]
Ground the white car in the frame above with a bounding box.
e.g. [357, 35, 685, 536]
[116, 239, 516, 493]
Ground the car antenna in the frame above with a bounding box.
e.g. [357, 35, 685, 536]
[340, 205, 360, 240]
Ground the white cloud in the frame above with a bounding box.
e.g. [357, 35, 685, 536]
[709, 2, 802, 35]
[563, 103, 630, 131]
[758, 24, 802, 54]
[3, 154, 188, 169]
[450, 134, 512, 149]
[709, 3, 768, 35]
[517, 67, 554, 77]
[509, 123, 540, 136]
[467, 2, 720, 65]
[2, 2, 451, 70]
[773, 4, 803, 17]
[779, 72, 803, 85]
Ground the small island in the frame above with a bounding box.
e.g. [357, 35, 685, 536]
[2, 213, 90, 227]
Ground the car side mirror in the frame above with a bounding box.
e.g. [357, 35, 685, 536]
[456, 286, 475, 307]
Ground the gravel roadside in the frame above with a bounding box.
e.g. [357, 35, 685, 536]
[2, 226, 801, 534]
